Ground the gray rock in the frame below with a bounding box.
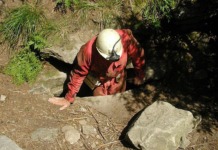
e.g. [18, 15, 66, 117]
[41, 29, 96, 64]
[125, 101, 199, 150]
[82, 125, 97, 135]
[31, 128, 59, 142]
[0, 135, 23, 150]
[42, 47, 77, 64]
[62, 125, 75, 133]
[62, 126, 80, 144]
[76, 90, 145, 123]
[50, 86, 64, 96]
[0, 95, 6, 102]
[28, 85, 49, 95]
[30, 69, 67, 96]
[78, 120, 87, 125]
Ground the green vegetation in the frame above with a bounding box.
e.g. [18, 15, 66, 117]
[54, 0, 122, 28]
[26, 33, 47, 51]
[59, 0, 75, 8]
[0, 4, 54, 84]
[4, 33, 46, 84]
[0, 0, 217, 94]
[132, 0, 179, 28]
[4, 49, 42, 85]
[54, 0, 122, 11]
[64, 0, 178, 29]
[0, 4, 47, 48]
[0, 0, 216, 136]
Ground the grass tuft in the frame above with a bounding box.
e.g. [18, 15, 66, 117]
[132, 0, 179, 28]
[0, 4, 46, 48]
[4, 49, 42, 85]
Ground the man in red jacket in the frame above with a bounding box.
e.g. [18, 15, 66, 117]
[49, 29, 145, 110]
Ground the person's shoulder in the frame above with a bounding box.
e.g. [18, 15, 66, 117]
[116, 29, 133, 36]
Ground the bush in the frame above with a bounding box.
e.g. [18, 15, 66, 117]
[0, 4, 46, 48]
[132, 0, 179, 28]
[0, 4, 57, 85]
[4, 49, 42, 85]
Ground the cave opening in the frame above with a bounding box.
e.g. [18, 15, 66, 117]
[45, 56, 140, 98]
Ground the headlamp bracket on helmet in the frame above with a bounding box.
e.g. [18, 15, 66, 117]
[106, 38, 121, 62]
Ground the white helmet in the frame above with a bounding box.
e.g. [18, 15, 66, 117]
[96, 29, 122, 60]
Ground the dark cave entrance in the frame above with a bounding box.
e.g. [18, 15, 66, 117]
[45, 56, 140, 98]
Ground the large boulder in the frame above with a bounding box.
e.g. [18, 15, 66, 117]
[41, 29, 98, 64]
[76, 89, 146, 123]
[125, 101, 200, 150]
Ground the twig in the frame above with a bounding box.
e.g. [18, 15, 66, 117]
[80, 134, 92, 150]
[87, 106, 107, 141]
[97, 126, 107, 141]
[97, 140, 120, 150]
[87, 107, 99, 123]
[63, 117, 89, 122]
[59, 131, 70, 150]
[42, 115, 89, 123]
[95, 111, 121, 133]
[56, 139, 64, 150]
[3, 126, 9, 133]
[29, 140, 37, 150]
[189, 141, 217, 148]
[72, 117, 89, 121]
[64, 142, 70, 150]
[88, 106, 108, 118]
[8, 89, 26, 95]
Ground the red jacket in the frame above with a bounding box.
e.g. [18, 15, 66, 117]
[65, 29, 145, 102]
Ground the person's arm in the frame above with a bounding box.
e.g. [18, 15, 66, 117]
[48, 44, 92, 110]
[65, 44, 91, 102]
[124, 29, 146, 85]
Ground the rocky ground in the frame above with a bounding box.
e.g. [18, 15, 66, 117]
[0, 0, 218, 149]
[0, 66, 129, 150]
[0, 53, 218, 149]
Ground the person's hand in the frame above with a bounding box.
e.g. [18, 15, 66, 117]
[48, 97, 71, 110]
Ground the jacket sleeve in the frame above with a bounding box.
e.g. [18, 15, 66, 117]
[65, 44, 91, 102]
[124, 29, 146, 80]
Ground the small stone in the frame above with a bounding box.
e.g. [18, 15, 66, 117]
[62, 126, 80, 145]
[78, 120, 87, 125]
[96, 135, 101, 139]
[62, 125, 75, 133]
[91, 143, 96, 148]
[31, 128, 58, 142]
[79, 107, 87, 112]
[0, 95, 6, 102]
[82, 125, 97, 135]
[65, 130, 80, 144]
